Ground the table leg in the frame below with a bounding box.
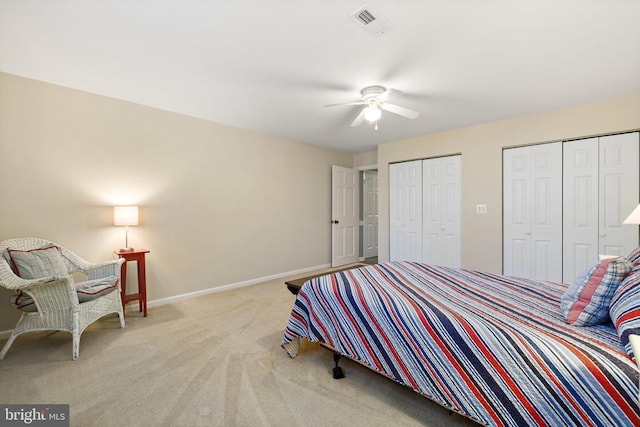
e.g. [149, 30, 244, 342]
[120, 262, 128, 317]
[138, 257, 147, 317]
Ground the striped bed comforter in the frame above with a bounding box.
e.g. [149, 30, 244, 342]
[281, 261, 640, 426]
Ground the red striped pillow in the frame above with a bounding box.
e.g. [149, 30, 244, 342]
[561, 257, 633, 326]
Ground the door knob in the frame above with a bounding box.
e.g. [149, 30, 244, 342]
[332, 220, 339, 224]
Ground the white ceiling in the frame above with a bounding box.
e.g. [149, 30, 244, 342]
[1, 1, 639, 153]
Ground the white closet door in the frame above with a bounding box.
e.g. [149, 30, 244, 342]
[504, 143, 562, 281]
[423, 155, 461, 267]
[563, 133, 639, 282]
[599, 133, 639, 257]
[563, 138, 599, 283]
[504, 148, 531, 278]
[390, 160, 422, 261]
[529, 144, 563, 281]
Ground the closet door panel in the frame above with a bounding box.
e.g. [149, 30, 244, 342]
[599, 133, 639, 256]
[533, 239, 554, 279]
[504, 143, 562, 281]
[390, 160, 423, 261]
[530, 144, 563, 282]
[440, 158, 462, 268]
[508, 238, 530, 279]
[422, 161, 441, 264]
[423, 156, 461, 267]
[503, 149, 531, 277]
[563, 139, 599, 283]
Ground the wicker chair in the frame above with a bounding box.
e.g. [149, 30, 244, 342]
[0, 237, 125, 360]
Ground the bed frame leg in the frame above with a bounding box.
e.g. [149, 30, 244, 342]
[332, 352, 345, 379]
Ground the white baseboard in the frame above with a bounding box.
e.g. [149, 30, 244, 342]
[0, 263, 331, 340]
[146, 262, 331, 308]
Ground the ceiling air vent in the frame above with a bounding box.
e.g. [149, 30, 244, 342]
[355, 8, 376, 25]
[348, 4, 392, 37]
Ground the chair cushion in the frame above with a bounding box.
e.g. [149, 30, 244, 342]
[561, 257, 633, 326]
[9, 291, 37, 312]
[7, 245, 67, 279]
[76, 276, 119, 303]
[9, 276, 119, 312]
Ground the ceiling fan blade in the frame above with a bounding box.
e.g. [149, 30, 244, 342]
[378, 88, 402, 102]
[381, 102, 419, 119]
[324, 100, 366, 107]
[350, 108, 367, 127]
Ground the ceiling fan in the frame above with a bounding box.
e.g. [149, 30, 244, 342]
[325, 85, 419, 129]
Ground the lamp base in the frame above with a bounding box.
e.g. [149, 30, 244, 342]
[119, 247, 135, 252]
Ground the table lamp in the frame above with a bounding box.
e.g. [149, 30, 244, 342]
[114, 205, 139, 251]
[623, 204, 640, 225]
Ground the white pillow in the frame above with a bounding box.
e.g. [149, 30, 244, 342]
[8, 245, 67, 279]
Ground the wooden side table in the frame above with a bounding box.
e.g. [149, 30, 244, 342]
[114, 248, 150, 317]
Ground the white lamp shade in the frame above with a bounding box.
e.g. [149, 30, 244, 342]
[623, 204, 640, 225]
[114, 206, 139, 226]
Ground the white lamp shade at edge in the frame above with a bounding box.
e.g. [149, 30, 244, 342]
[623, 204, 640, 225]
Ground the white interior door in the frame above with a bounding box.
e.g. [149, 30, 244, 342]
[362, 170, 379, 259]
[423, 155, 461, 267]
[332, 165, 359, 267]
[389, 160, 422, 261]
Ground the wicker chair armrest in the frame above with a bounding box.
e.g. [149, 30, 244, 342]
[81, 258, 125, 281]
[59, 247, 116, 270]
[0, 273, 70, 291]
[18, 276, 79, 312]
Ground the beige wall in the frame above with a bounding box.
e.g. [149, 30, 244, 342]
[378, 94, 640, 273]
[353, 150, 377, 168]
[0, 72, 353, 331]
[2, 71, 638, 333]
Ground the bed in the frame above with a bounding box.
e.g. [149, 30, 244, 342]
[281, 261, 640, 426]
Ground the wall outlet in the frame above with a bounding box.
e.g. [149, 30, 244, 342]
[476, 204, 487, 214]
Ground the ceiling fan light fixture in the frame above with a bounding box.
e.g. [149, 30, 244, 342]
[364, 105, 381, 122]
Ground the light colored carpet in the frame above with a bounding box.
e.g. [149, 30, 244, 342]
[0, 271, 479, 427]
